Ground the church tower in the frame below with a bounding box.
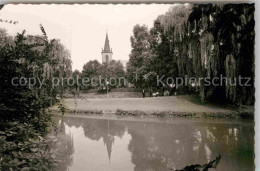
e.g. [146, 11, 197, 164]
[101, 32, 113, 64]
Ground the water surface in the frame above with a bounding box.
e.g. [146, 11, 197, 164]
[54, 115, 254, 171]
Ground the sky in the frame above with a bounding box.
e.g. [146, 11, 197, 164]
[0, 4, 173, 71]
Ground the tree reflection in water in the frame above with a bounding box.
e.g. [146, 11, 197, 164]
[51, 117, 75, 171]
[65, 117, 126, 164]
[60, 116, 254, 171]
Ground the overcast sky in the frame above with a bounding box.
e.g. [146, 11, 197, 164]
[0, 4, 173, 71]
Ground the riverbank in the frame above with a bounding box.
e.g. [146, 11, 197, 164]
[50, 95, 254, 119]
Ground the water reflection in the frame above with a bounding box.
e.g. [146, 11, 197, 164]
[57, 116, 254, 171]
[52, 118, 75, 171]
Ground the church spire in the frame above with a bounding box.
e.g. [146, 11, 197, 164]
[101, 30, 113, 64]
[103, 119, 114, 164]
[103, 32, 111, 52]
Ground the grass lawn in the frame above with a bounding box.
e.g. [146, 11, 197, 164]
[52, 95, 237, 114]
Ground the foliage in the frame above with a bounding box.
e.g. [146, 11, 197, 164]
[127, 25, 151, 88]
[127, 4, 255, 105]
[0, 122, 55, 170]
[0, 28, 14, 46]
[176, 155, 221, 171]
[58, 99, 68, 116]
[0, 25, 72, 169]
[81, 59, 125, 90]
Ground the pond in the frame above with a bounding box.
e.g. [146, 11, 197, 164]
[53, 115, 254, 171]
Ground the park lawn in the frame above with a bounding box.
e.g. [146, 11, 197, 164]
[51, 95, 237, 114]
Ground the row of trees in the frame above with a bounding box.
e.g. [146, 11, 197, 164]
[72, 60, 125, 91]
[0, 26, 72, 169]
[127, 4, 255, 105]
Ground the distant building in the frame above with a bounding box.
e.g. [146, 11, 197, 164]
[119, 60, 128, 71]
[101, 32, 113, 64]
[101, 31, 128, 70]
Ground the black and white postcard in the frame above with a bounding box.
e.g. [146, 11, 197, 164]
[0, 1, 256, 171]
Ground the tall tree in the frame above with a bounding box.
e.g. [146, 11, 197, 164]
[127, 25, 150, 88]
